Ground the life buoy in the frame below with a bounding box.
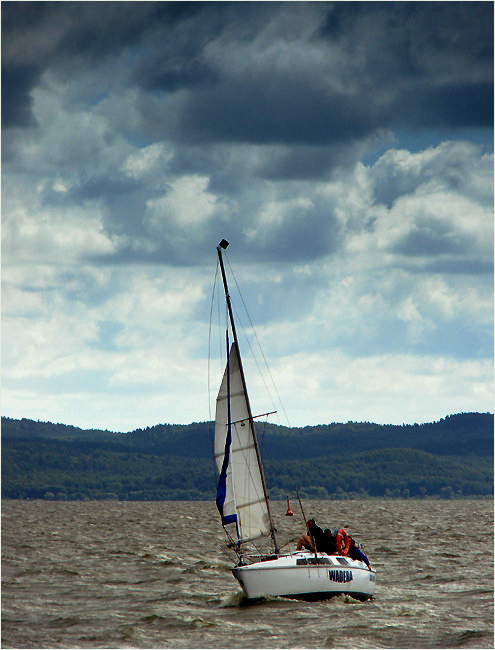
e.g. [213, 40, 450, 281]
[336, 528, 350, 555]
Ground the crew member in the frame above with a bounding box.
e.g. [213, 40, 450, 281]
[296, 518, 326, 551]
[332, 528, 371, 567]
[322, 528, 338, 554]
[347, 536, 371, 568]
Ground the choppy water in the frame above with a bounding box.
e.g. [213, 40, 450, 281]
[2, 499, 493, 648]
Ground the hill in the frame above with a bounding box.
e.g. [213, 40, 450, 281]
[1, 413, 493, 500]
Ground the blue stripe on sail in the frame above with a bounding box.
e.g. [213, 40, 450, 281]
[216, 433, 235, 524]
[222, 513, 238, 525]
[216, 343, 238, 528]
[216, 420, 237, 526]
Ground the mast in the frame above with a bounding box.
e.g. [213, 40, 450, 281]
[216, 239, 280, 554]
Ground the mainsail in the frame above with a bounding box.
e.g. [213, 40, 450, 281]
[214, 342, 271, 542]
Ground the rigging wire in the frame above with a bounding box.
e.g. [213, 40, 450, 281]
[209, 246, 314, 549]
[222, 253, 321, 522]
[224, 253, 291, 429]
[222, 252, 311, 506]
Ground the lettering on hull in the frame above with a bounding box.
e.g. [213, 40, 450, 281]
[328, 569, 353, 583]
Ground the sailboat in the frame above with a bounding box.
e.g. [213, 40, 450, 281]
[213, 239, 376, 602]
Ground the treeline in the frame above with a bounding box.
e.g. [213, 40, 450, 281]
[2, 437, 214, 501]
[266, 449, 492, 500]
[3, 412, 492, 458]
[1, 413, 493, 500]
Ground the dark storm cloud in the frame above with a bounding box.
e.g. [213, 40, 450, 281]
[319, 2, 494, 87]
[1, 1, 200, 60]
[69, 174, 157, 239]
[1, 1, 203, 125]
[135, 1, 493, 145]
[2, 2, 492, 270]
[1, 65, 40, 126]
[2, 2, 492, 147]
[171, 77, 376, 146]
[396, 82, 494, 130]
[319, 2, 494, 131]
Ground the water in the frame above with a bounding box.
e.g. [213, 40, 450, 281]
[2, 499, 493, 648]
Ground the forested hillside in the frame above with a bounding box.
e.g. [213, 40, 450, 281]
[2, 413, 493, 500]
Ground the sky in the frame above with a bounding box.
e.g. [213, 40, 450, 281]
[2, 1, 493, 432]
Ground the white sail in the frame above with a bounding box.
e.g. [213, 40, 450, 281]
[214, 343, 271, 542]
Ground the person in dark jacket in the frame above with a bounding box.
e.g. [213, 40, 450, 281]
[296, 519, 326, 551]
[347, 536, 371, 568]
[322, 528, 338, 554]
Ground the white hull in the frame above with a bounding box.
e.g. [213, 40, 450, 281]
[232, 551, 375, 601]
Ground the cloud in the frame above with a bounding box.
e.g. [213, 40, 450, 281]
[1, 65, 41, 127]
[258, 350, 493, 427]
[1, 2, 492, 429]
[3, 3, 492, 146]
[347, 142, 493, 270]
[133, 2, 493, 146]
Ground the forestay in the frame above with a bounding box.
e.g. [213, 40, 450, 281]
[214, 343, 271, 543]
